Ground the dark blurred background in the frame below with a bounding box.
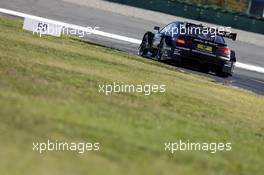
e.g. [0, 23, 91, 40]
[106, 0, 264, 34]
[185, 0, 264, 17]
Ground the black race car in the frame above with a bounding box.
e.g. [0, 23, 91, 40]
[138, 22, 237, 77]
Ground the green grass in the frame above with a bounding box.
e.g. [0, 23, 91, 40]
[0, 16, 264, 175]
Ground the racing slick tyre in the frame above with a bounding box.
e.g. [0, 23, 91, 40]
[138, 34, 149, 57]
[216, 62, 235, 78]
[156, 38, 166, 62]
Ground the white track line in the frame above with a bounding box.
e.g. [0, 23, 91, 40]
[0, 8, 264, 74]
[235, 62, 264, 74]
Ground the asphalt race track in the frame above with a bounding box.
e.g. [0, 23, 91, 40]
[1, 0, 264, 95]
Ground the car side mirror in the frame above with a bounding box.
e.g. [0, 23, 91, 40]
[154, 26, 160, 31]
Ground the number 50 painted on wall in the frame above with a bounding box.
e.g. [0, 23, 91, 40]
[23, 18, 62, 37]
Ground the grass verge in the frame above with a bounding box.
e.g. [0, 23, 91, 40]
[0, 16, 264, 175]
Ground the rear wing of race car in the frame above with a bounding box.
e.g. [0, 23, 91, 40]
[219, 31, 237, 41]
[185, 22, 237, 41]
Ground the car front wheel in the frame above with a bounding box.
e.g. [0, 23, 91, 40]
[156, 38, 165, 61]
[138, 34, 149, 57]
